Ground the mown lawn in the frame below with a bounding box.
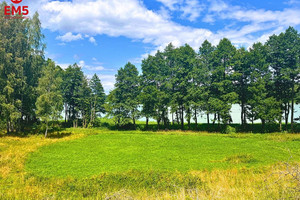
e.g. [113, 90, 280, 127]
[1, 128, 300, 199]
[26, 132, 300, 177]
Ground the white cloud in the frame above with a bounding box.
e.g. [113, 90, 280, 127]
[79, 60, 105, 71]
[79, 60, 85, 67]
[56, 63, 70, 69]
[180, 0, 204, 21]
[204, 0, 300, 26]
[30, 0, 300, 60]
[89, 37, 97, 45]
[102, 81, 115, 93]
[285, 0, 300, 5]
[208, 0, 229, 12]
[221, 9, 300, 26]
[156, 0, 181, 10]
[199, 0, 300, 46]
[86, 74, 116, 93]
[157, 0, 203, 21]
[56, 32, 83, 42]
[203, 14, 214, 23]
[39, 0, 213, 50]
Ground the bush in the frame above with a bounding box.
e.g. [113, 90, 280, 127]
[92, 117, 102, 127]
[224, 125, 236, 134]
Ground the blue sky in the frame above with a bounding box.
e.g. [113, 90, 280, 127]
[4, 0, 300, 93]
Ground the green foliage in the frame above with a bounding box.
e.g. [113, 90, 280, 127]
[89, 74, 106, 126]
[61, 64, 85, 123]
[106, 62, 140, 126]
[224, 125, 236, 134]
[35, 59, 63, 137]
[0, 4, 45, 133]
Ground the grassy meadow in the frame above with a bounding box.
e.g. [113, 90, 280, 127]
[1, 127, 300, 199]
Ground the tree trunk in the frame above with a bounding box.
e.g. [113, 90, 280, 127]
[162, 110, 165, 127]
[279, 118, 282, 132]
[133, 116, 136, 128]
[252, 116, 254, 133]
[157, 119, 160, 130]
[146, 117, 149, 129]
[213, 113, 216, 125]
[45, 121, 48, 138]
[90, 103, 93, 126]
[172, 112, 174, 125]
[207, 113, 210, 125]
[194, 108, 197, 129]
[241, 103, 244, 125]
[64, 103, 67, 123]
[285, 103, 290, 130]
[291, 84, 295, 132]
[218, 114, 220, 130]
[181, 106, 184, 130]
[187, 108, 190, 130]
[262, 119, 265, 132]
[6, 121, 10, 134]
[244, 108, 247, 125]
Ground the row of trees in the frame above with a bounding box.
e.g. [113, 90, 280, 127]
[36, 62, 105, 136]
[0, 3, 299, 134]
[0, 3, 106, 136]
[107, 27, 300, 131]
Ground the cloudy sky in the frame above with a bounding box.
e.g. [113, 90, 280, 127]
[4, 0, 300, 93]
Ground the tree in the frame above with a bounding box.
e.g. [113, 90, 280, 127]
[35, 60, 63, 137]
[76, 77, 92, 128]
[247, 42, 281, 131]
[164, 43, 177, 126]
[61, 63, 85, 126]
[89, 74, 105, 126]
[141, 52, 170, 129]
[0, 2, 27, 132]
[140, 55, 159, 128]
[22, 12, 46, 123]
[210, 38, 237, 125]
[233, 47, 251, 127]
[107, 62, 140, 127]
[281, 27, 300, 131]
[173, 44, 196, 129]
[197, 40, 215, 125]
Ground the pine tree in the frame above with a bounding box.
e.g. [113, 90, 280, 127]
[89, 74, 105, 126]
[107, 62, 140, 127]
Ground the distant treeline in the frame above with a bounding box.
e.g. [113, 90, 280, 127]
[106, 27, 300, 132]
[0, 3, 299, 135]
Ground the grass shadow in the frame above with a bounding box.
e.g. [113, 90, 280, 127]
[47, 131, 72, 138]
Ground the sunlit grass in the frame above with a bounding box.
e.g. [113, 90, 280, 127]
[0, 128, 299, 199]
[26, 132, 300, 177]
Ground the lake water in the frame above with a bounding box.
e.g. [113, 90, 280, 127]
[140, 104, 300, 124]
[61, 103, 299, 124]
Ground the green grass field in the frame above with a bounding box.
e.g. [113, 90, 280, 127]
[1, 128, 300, 199]
[26, 132, 300, 178]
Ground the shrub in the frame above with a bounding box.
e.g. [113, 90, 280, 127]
[224, 125, 236, 134]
